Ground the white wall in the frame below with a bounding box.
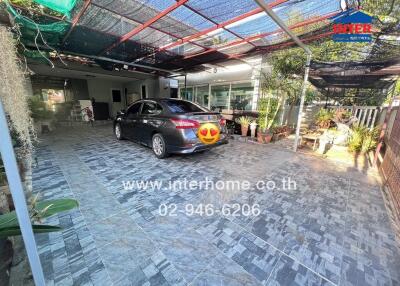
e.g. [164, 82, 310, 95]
[87, 79, 124, 117]
[123, 77, 172, 102]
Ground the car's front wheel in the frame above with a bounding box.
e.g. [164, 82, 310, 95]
[115, 123, 124, 140]
[152, 134, 168, 159]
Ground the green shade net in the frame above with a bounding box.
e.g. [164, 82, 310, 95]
[33, 0, 77, 19]
[5, 1, 70, 48]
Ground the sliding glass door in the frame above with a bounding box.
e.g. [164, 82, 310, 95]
[210, 85, 229, 111]
[230, 82, 254, 111]
[195, 86, 209, 108]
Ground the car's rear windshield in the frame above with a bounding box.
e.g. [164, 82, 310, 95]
[163, 100, 207, 113]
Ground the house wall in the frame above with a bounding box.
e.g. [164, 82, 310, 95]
[70, 79, 89, 100]
[30, 74, 175, 118]
[123, 77, 172, 103]
[87, 79, 125, 117]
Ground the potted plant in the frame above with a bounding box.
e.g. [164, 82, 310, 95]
[28, 95, 55, 134]
[334, 108, 352, 123]
[257, 97, 279, 143]
[272, 125, 290, 141]
[235, 116, 252, 137]
[315, 109, 334, 129]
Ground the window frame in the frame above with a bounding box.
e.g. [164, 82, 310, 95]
[126, 102, 142, 118]
[140, 101, 163, 116]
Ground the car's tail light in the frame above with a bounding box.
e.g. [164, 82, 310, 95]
[219, 118, 226, 126]
[170, 118, 200, 129]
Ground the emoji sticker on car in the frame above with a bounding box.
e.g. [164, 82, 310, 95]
[198, 123, 220, 144]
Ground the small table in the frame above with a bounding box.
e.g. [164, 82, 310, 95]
[301, 134, 320, 151]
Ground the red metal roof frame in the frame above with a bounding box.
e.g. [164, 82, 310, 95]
[182, 11, 339, 60]
[87, 2, 213, 63]
[10, 0, 342, 73]
[224, 31, 335, 61]
[180, 2, 258, 48]
[139, 0, 289, 61]
[100, 0, 189, 55]
[61, 0, 92, 45]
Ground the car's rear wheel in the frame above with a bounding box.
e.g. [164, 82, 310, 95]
[115, 123, 124, 140]
[152, 134, 168, 159]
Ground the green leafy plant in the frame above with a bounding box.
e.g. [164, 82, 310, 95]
[348, 126, 379, 153]
[257, 97, 279, 133]
[28, 95, 54, 121]
[0, 196, 78, 237]
[361, 127, 379, 153]
[234, 116, 253, 128]
[315, 109, 334, 128]
[348, 126, 365, 152]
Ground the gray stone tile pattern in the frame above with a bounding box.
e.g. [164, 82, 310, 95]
[32, 125, 400, 285]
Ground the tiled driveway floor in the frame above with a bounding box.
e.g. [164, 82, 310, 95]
[33, 125, 400, 286]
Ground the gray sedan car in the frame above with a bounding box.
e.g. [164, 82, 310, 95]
[113, 98, 228, 158]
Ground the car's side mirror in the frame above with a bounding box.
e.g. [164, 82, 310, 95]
[117, 110, 126, 116]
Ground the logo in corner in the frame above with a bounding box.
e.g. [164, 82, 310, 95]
[330, 10, 373, 42]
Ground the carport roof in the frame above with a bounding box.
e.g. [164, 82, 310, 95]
[3, 0, 342, 75]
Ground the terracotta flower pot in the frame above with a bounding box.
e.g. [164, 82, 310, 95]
[257, 132, 264, 143]
[264, 134, 272, 143]
[241, 125, 249, 137]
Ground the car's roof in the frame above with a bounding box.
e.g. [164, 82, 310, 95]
[141, 98, 184, 102]
[127, 98, 192, 109]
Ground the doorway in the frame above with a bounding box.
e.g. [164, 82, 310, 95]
[141, 85, 147, 99]
[111, 89, 123, 118]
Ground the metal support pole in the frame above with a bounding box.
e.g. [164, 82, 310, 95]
[294, 53, 312, 152]
[254, 0, 313, 152]
[184, 74, 187, 100]
[0, 100, 46, 286]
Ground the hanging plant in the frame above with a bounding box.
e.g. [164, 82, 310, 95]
[0, 26, 35, 152]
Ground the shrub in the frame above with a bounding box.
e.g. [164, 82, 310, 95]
[361, 127, 379, 153]
[315, 109, 334, 128]
[28, 95, 54, 120]
[348, 126, 379, 153]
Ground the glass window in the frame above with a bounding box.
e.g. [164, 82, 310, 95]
[195, 86, 209, 108]
[141, 102, 162, 115]
[163, 100, 206, 113]
[180, 87, 194, 101]
[127, 102, 141, 118]
[230, 82, 254, 111]
[210, 85, 229, 111]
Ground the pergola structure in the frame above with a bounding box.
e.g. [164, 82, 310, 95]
[309, 58, 400, 104]
[2, 0, 344, 75]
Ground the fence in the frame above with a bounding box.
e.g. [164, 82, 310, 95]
[329, 106, 380, 129]
[379, 104, 400, 230]
[278, 105, 381, 128]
